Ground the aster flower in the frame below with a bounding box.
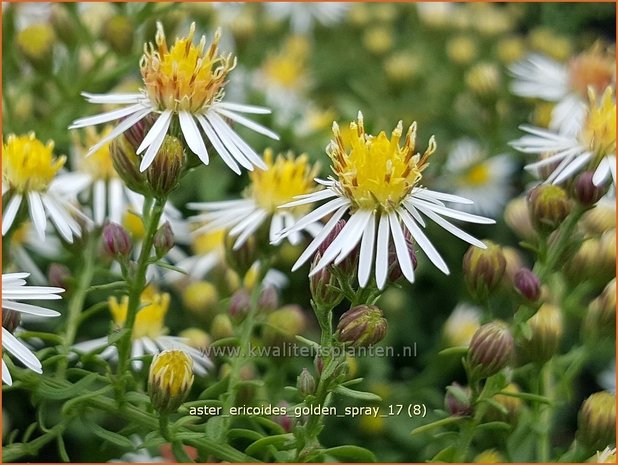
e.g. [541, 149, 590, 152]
[70, 22, 278, 174]
[511, 86, 616, 187]
[264, 2, 350, 35]
[2, 272, 63, 385]
[442, 138, 516, 216]
[72, 286, 211, 374]
[277, 112, 494, 290]
[188, 149, 321, 250]
[509, 45, 615, 134]
[2, 133, 89, 243]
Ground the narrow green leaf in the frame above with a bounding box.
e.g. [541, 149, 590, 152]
[245, 433, 295, 456]
[438, 346, 469, 357]
[325, 445, 377, 462]
[334, 385, 382, 402]
[410, 416, 464, 436]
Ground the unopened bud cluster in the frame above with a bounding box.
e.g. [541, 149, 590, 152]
[336, 305, 388, 347]
[148, 349, 194, 414]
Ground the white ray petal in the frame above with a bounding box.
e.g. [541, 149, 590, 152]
[409, 198, 495, 224]
[2, 194, 23, 235]
[2, 300, 60, 317]
[27, 192, 47, 239]
[216, 102, 272, 114]
[389, 211, 415, 283]
[81, 92, 144, 104]
[399, 209, 450, 274]
[375, 213, 390, 290]
[139, 113, 173, 171]
[85, 108, 152, 157]
[137, 109, 173, 155]
[69, 103, 146, 129]
[415, 207, 486, 248]
[358, 213, 376, 288]
[281, 197, 349, 237]
[197, 115, 243, 173]
[215, 108, 279, 140]
[207, 113, 267, 170]
[3, 328, 42, 373]
[179, 111, 209, 163]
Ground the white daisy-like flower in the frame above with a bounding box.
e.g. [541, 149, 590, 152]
[509, 46, 615, 134]
[69, 22, 278, 174]
[72, 286, 211, 374]
[277, 112, 495, 290]
[2, 272, 63, 386]
[108, 436, 166, 463]
[2, 132, 89, 243]
[264, 2, 349, 35]
[510, 86, 616, 187]
[442, 138, 516, 216]
[188, 149, 321, 250]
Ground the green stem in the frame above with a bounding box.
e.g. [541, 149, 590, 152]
[536, 362, 553, 462]
[57, 233, 98, 377]
[115, 197, 165, 401]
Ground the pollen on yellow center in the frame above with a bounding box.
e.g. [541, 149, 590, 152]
[463, 163, 491, 187]
[140, 22, 236, 113]
[109, 286, 169, 339]
[250, 149, 319, 212]
[329, 113, 436, 211]
[581, 86, 616, 160]
[2, 133, 65, 193]
[74, 126, 116, 180]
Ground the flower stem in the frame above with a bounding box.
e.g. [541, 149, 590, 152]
[115, 196, 165, 402]
[535, 361, 553, 462]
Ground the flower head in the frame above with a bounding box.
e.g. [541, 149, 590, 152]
[277, 112, 494, 289]
[109, 286, 168, 340]
[148, 349, 194, 413]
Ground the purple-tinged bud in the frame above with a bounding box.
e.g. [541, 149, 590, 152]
[110, 134, 149, 195]
[572, 171, 608, 206]
[309, 252, 343, 308]
[317, 220, 346, 256]
[146, 135, 186, 197]
[273, 401, 293, 432]
[466, 321, 514, 381]
[513, 268, 541, 302]
[463, 241, 506, 301]
[336, 305, 388, 347]
[577, 391, 616, 452]
[123, 113, 156, 151]
[297, 368, 316, 396]
[229, 288, 251, 322]
[314, 355, 324, 374]
[102, 222, 132, 258]
[527, 184, 571, 233]
[315, 219, 358, 275]
[258, 285, 279, 312]
[388, 228, 417, 282]
[2, 309, 21, 334]
[445, 382, 472, 416]
[153, 221, 174, 258]
[48, 263, 71, 289]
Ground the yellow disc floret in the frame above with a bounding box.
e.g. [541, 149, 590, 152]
[329, 112, 436, 211]
[140, 22, 236, 113]
[250, 149, 319, 212]
[581, 87, 616, 161]
[149, 349, 194, 399]
[74, 126, 117, 180]
[3, 133, 65, 193]
[109, 286, 169, 339]
[462, 163, 491, 187]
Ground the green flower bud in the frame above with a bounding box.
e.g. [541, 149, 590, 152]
[463, 241, 506, 301]
[16, 24, 56, 72]
[336, 305, 388, 347]
[210, 314, 234, 341]
[110, 134, 149, 195]
[584, 279, 616, 341]
[182, 281, 219, 321]
[263, 305, 306, 347]
[146, 135, 186, 198]
[297, 368, 316, 396]
[224, 235, 257, 278]
[309, 252, 344, 309]
[577, 391, 616, 452]
[153, 221, 174, 259]
[50, 4, 78, 46]
[527, 184, 571, 233]
[521, 304, 563, 363]
[466, 321, 514, 381]
[101, 14, 134, 55]
[148, 349, 194, 414]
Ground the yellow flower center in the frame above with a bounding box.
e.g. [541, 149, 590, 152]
[581, 87, 616, 161]
[250, 149, 319, 212]
[2, 133, 65, 193]
[462, 163, 491, 187]
[109, 286, 169, 339]
[74, 126, 116, 180]
[192, 228, 225, 256]
[329, 113, 436, 211]
[568, 45, 615, 98]
[140, 22, 236, 113]
[261, 36, 309, 90]
[123, 211, 146, 239]
[149, 349, 194, 398]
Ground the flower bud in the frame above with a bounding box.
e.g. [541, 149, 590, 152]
[123, 114, 156, 151]
[572, 171, 608, 206]
[178, 328, 211, 351]
[110, 134, 149, 194]
[224, 235, 257, 278]
[577, 391, 616, 451]
[504, 196, 536, 240]
[463, 241, 506, 300]
[467, 321, 514, 381]
[513, 268, 541, 302]
[316, 219, 358, 276]
[522, 304, 563, 363]
[153, 221, 174, 258]
[16, 24, 56, 72]
[314, 355, 324, 374]
[148, 349, 194, 414]
[309, 252, 343, 308]
[527, 184, 571, 233]
[273, 401, 293, 433]
[182, 281, 218, 321]
[210, 314, 234, 341]
[101, 14, 134, 55]
[584, 279, 616, 341]
[229, 288, 251, 322]
[258, 285, 279, 312]
[47, 263, 71, 289]
[2, 309, 21, 334]
[465, 62, 500, 97]
[101, 222, 132, 258]
[336, 305, 388, 347]
[263, 305, 306, 347]
[297, 368, 316, 396]
[445, 382, 472, 416]
[146, 135, 186, 197]
[486, 383, 523, 424]
[50, 4, 78, 46]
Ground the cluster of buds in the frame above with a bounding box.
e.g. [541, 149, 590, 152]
[576, 391, 616, 452]
[462, 240, 506, 301]
[148, 349, 194, 414]
[466, 321, 514, 382]
[336, 305, 388, 348]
